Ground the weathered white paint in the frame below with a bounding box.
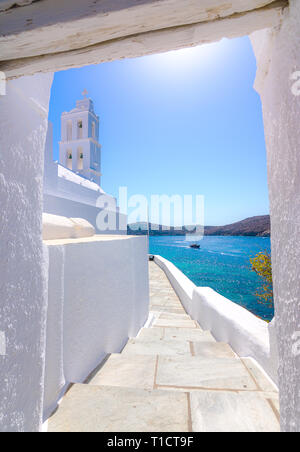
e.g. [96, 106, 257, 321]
[0, 72, 53, 432]
[251, 0, 300, 432]
[154, 255, 278, 385]
[43, 235, 149, 420]
[0, 1, 287, 79]
[0, 0, 286, 60]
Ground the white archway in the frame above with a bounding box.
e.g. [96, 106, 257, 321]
[0, 0, 299, 432]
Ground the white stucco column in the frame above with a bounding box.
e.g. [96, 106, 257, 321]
[0, 72, 53, 431]
[251, 0, 300, 432]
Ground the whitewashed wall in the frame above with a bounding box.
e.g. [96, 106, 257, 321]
[43, 235, 149, 421]
[0, 73, 53, 432]
[154, 255, 278, 385]
[251, 0, 300, 432]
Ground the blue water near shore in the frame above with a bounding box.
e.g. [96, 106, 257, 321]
[149, 235, 274, 322]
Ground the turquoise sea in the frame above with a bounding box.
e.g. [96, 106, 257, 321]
[149, 235, 274, 322]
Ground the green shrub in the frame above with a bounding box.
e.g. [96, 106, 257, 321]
[250, 251, 273, 307]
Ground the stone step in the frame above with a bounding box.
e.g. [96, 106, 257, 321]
[149, 306, 187, 314]
[190, 390, 280, 432]
[48, 384, 190, 432]
[122, 338, 191, 356]
[241, 358, 278, 393]
[149, 290, 181, 296]
[137, 327, 166, 340]
[164, 327, 212, 341]
[88, 353, 276, 395]
[192, 341, 236, 358]
[88, 354, 157, 390]
[155, 356, 265, 392]
[158, 312, 192, 320]
[48, 373, 279, 433]
[150, 311, 192, 321]
[152, 317, 199, 328]
[150, 300, 183, 308]
[137, 326, 212, 341]
[122, 338, 235, 358]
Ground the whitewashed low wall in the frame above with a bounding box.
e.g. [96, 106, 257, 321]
[154, 255, 278, 384]
[43, 235, 149, 421]
[44, 193, 127, 235]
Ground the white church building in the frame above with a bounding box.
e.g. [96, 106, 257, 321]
[43, 93, 125, 233]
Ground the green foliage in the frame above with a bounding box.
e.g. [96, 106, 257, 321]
[250, 251, 273, 307]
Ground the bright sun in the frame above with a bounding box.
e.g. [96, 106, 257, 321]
[142, 39, 228, 74]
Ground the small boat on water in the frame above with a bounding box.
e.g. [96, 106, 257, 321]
[190, 244, 200, 249]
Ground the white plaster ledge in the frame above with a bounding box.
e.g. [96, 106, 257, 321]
[69, 218, 95, 239]
[42, 213, 95, 240]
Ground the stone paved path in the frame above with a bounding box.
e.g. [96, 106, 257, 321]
[48, 262, 280, 432]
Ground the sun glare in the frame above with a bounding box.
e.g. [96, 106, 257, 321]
[151, 40, 225, 67]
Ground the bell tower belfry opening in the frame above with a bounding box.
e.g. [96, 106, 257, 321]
[59, 90, 101, 185]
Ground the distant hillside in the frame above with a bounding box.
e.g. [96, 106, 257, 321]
[127, 215, 270, 237]
[204, 215, 270, 237]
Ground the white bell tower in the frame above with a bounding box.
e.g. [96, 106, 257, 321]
[59, 90, 101, 185]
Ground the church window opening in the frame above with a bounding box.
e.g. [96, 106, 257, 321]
[77, 147, 84, 170]
[66, 151, 72, 170]
[77, 120, 83, 139]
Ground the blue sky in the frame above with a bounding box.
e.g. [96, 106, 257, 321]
[48, 36, 269, 226]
